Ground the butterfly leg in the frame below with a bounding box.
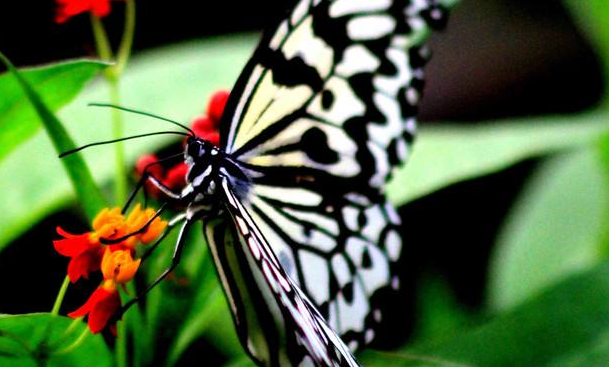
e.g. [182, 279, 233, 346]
[122, 155, 184, 213]
[117, 218, 193, 317]
[138, 212, 187, 261]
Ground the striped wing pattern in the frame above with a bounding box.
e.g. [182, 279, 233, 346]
[208, 0, 447, 365]
[204, 178, 360, 366]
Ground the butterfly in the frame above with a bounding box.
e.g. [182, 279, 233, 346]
[104, 0, 448, 366]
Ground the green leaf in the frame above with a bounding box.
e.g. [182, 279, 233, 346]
[361, 265, 609, 367]
[487, 148, 607, 311]
[0, 34, 257, 252]
[0, 313, 112, 367]
[0, 59, 108, 164]
[412, 275, 473, 341]
[563, 0, 609, 98]
[387, 113, 609, 205]
[0, 53, 107, 222]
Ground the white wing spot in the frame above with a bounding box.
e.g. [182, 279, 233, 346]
[385, 229, 402, 261]
[300, 251, 329, 305]
[347, 15, 396, 41]
[336, 45, 380, 76]
[330, 0, 391, 18]
[331, 254, 351, 287]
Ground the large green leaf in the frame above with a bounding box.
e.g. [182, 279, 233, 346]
[0, 34, 257, 251]
[360, 265, 609, 367]
[0, 53, 107, 222]
[0, 313, 112, 367]
[0, 59, 108, 163]
[387, 113, 609, 204]
[487, 148, 607, 311]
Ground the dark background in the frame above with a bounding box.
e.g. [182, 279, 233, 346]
[0, 0, 604, 360]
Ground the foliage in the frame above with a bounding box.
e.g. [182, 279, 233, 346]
[1, 0, 609, 366]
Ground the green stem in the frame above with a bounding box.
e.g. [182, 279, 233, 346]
[90, 15, 114, 63]
[114, 0, 136, 78]
[53, 327, 89, 355]
[90, 14, 129, 204]
[109, 80, 128, 204]
[116, 293, 129, 367]
[51, 276, 70, 316]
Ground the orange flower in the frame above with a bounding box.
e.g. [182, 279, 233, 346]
[68, 248, 140, 333]
[55, 0, 125, 23]
[90, 207, 128, 242]
[54, 206, 166, 282]
[101, 248, 141, 286]
[124, 204, 168, 245]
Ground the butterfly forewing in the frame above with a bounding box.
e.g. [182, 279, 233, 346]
[217, 0, 447, 351]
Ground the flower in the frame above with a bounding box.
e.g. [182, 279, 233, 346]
[135, 154, 165, 196]
[100, 248, 141, 284]
[55, 0, 124, 23]
[191, 90, 229, 146]
[191, 116, 220, 146]
[207, 90, 230, 124]
[53, 207, 126, 282]
[68, 248, 140, 333]
[68, 285, 121, 333]
[54, 206, 166, 282]
[124, 204, 168, 245]
[53, 227, 104, 283]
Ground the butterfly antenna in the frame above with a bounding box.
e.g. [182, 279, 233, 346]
[89, 103, 196, 136]
[59, 131, 190, 158]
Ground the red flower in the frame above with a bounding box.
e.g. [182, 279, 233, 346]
[68, 248, 141, 334]
[55, 0, 124, 23]
[191, 116, 220, 146]
[54, 227, 104, 283]
[68, 286, 121, 333]
[136, 154, 164, 197]
[207, 90, 230, 124]
[164, 163, 189, 190]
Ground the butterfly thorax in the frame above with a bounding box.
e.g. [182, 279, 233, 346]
[181, 137, 251, 205]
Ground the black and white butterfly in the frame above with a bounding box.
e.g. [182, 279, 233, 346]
[95, 0, 448, 366]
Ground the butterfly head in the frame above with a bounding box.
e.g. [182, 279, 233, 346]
[184, 136, 220, 165]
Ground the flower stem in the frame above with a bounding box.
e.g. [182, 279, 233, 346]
[53, 327, 89, 355]
[90, 15, 114, 63]
[109, 80, 128, 204]
[51, 276, 70, 316]
[116, 300, 128, 367]
[90, 14, 129, 204]
[115, 0, 136, 78]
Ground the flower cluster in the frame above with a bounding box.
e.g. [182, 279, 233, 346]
[135, 90, 229, 198]
[54, 205, 167, 333]
[55, 0, 124, 23]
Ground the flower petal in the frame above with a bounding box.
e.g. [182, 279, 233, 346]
[87, 288, 121, 333]
[68, 286, 109, 318]
[53, 227, 93, 257]
[207, 90, 230, 126]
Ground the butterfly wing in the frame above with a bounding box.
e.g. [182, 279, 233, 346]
[204, 177, 361, 366]
[218, 0, 447, 350]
